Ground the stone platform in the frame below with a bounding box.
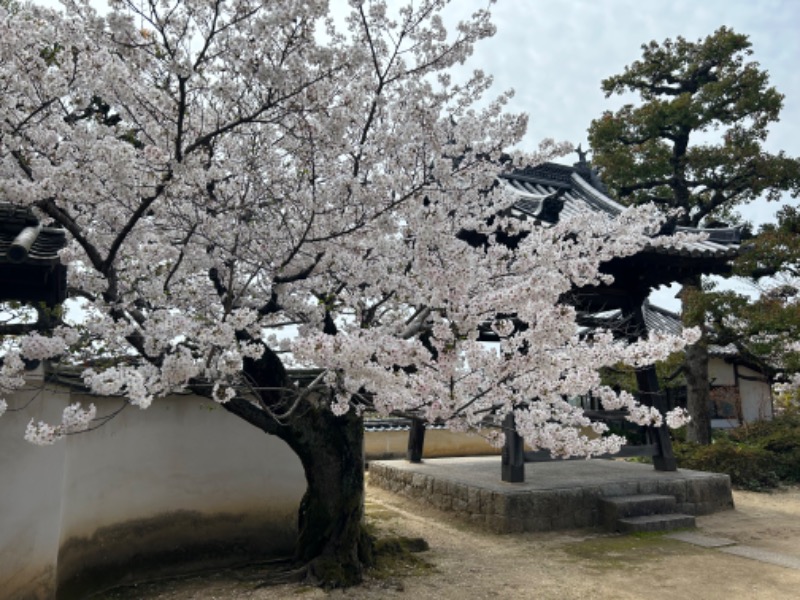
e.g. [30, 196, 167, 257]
[368, 457, 733, 533]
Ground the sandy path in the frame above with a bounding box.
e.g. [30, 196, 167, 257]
[102, 483, 800, 600]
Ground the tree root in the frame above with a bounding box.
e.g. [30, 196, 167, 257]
[252, 534, 429, 590]
[252, 564, 309, 588]
[252, 557, 359, 590]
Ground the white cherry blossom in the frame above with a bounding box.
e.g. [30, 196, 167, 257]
[0, 1, 698, 459]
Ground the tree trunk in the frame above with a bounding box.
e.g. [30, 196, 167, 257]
[682, 278, 712, 445]
[220, 351, 372, 588]
[290, 407, 373, 587]
[684, 341, 712, 444]
[222, 396, 372, 587]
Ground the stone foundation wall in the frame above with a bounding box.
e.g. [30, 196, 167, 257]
[369, 461, 733, 534]
[369, 463, 597, 532]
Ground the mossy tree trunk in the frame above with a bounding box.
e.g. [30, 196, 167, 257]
[290, 407, 373, 586]
[684, 337, 712, 444]
[220, 350, 372, 588]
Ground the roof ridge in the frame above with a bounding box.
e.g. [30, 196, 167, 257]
[570, 172, 625, 216]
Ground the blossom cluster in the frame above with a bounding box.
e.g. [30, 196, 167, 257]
[0, 350, 26, 400]
[0, 1, 700, 458]
[24, 403, 97, 446]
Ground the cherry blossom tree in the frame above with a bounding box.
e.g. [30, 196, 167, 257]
[1, 0, 695, 586]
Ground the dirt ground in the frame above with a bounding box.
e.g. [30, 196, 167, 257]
[101, 480, 800, 600]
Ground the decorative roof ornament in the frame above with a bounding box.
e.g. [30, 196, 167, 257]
[574, 144, 590, 170]
[572, 144, 609, 195]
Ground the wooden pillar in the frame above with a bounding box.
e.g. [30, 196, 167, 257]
[407, 418, 426, 463]
[628, 303, 677, 471]
[501, 413, 525, 482]
[635, 364, 677, 471]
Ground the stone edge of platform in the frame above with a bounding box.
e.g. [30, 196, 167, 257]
[368, 461, 734, 533]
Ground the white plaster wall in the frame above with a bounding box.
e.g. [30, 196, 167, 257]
[737, 365, 773, 422]
[0, 383, 306, 600]
[58, 393, 304, 537]
[365, 428, 500, 460]
[708, 357, 735, 386]
[0, 379, 70, 600]
[708, 358, 773, 425]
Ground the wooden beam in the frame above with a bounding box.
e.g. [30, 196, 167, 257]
[635, 364, 678, 471]
[524, 444, 656, 462]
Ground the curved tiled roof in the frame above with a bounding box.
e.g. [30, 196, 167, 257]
[500, 162, 740, 261]
[584, 302, 748, 360]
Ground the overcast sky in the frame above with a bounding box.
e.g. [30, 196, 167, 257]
[445, 0, 799, 218]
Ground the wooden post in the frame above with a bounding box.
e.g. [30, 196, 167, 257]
[501, 413, 525, 482]
[635, 364, 678, 471]
[406, 418, 426, 463]
[627, 303, 677, 471]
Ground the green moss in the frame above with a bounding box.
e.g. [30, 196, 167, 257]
[292, 586, 318, 595]
[368, 535, 433, 581]
[307, 556, 362, 589]
[374, 536, 429, 555]
[560, 535, 704, 570]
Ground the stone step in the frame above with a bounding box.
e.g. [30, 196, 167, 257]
[617, 513, 696, 534]
[599, 494, 677, 529]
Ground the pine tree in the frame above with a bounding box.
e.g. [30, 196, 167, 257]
[588, 27, 800, 443]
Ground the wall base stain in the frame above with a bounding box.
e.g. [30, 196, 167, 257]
[1, 564, 57, 600]
[55, 509, 297, 600]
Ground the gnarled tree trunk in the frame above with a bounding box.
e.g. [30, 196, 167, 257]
[684, 338, 712, 444]
[220, 351, 372, 588]
[290, 407, 373, 586]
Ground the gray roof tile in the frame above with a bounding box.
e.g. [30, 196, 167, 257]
[500, 163, 740, 261]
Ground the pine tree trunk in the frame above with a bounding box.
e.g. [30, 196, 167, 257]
[682, 278, 712, 445]
[684, 339, 712, 444]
